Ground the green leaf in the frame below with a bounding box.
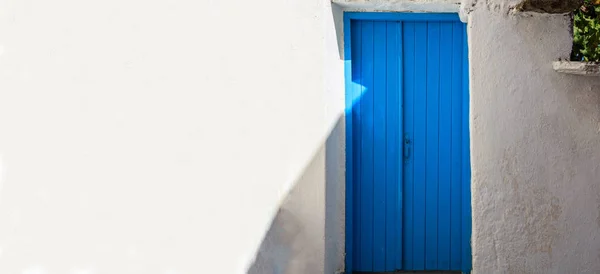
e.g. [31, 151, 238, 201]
[572, 1, 600, 62]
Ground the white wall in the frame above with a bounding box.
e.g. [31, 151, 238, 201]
[333, 0, 460, 13]
[0, 0, 346, 273]
[247, 2, 346, 274]
[13, 0, 600, 273]
[466, 0, 600, 273]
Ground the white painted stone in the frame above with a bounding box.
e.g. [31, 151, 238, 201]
[553, 61, 600, 76]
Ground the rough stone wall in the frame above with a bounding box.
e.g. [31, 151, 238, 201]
[467, 1, 600, 273]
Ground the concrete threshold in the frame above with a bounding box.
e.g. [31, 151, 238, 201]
[354, 271, 461, 274]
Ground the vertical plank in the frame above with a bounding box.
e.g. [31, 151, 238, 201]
[402, 21, 416, 270]
[344, 16, 354, 274]
[461, 22, 472, 274]
[359, 20, 375, 271]
[396, 21, 404, 271]
[437, 22, 453, 270]
[372, 21, 387, 272]
[385, 21, 401, 271]
[412, 21, 428, 270]
[450, 21, 463, 270]
[425, 22, 440, 270]
[351, 19, 363, 271]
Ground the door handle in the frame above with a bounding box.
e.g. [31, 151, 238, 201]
[404, 134, 411, 161]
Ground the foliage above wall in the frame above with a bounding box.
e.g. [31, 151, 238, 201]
[572, 0, 600, 62]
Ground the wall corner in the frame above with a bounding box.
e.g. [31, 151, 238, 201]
[459, 0, 475, 23]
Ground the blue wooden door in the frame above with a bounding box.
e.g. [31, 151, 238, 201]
[346, 13, 471, 273]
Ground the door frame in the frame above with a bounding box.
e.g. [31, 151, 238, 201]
[343, 12, 472, 274]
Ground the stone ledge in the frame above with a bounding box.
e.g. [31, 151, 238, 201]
[553, 61, 600, 76]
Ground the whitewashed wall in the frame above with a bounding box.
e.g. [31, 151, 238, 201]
[248, 2, 346, 274]
[4, 0, 599, 273]
[333, 0, 460, 12]
[465, 0, 600, 273]
[0, 0, 346, 273]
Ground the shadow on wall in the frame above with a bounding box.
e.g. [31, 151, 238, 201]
[245, 60, 368, 274]
[332, 3, 345, 60]
[247, 4, 348, 274]
[247, 117, 346, 274]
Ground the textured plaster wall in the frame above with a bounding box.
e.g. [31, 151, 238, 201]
[467, 0, 600, 273]
[333, 0, 461, 12]
[0, 0, 346, 273]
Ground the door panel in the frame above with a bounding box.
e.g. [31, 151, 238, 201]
[402, 20, 468, 271]
[351, 19, 402, 272]
[349, 16, 470, 273]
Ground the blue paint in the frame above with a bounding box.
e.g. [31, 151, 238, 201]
[345, 12, 460, 21]
[412, 21, 428, 271]
[450, 21, 464, 271]
[352, 19, 363, 272]
[402, 21, 416, 271]
[425, 21, 441, 270]
[372, 21, 387, 272]
[344, 12, 471, 274]
[343, 13, 353, 274]
[438, 21, 454, 270]
[384, 21, 402, 271]
[359, 20, 374, 270]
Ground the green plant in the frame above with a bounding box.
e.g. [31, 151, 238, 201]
[571, 0, 600, 62]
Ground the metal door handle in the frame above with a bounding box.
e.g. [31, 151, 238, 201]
[404, 135, 411, 161]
